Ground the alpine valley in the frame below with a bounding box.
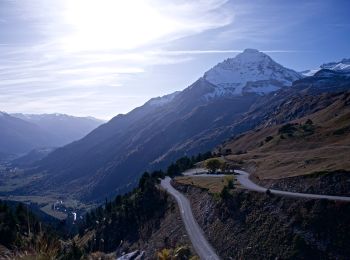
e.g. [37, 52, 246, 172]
[4, 49, 349, 204]
[1, 48, 350, 259]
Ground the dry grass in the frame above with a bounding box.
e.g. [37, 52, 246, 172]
[174, 175, 237, 193]
[221, 92, 350, 180]
[226, 146, 350, 180]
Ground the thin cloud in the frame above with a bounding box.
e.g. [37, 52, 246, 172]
[156, 49, 301, 55]
[2, 0, 339, 119]
[0, 1, 234, 118]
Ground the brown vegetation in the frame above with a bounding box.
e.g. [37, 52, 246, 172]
[220, 92, 350, 181]
[174, 176, 237, 194]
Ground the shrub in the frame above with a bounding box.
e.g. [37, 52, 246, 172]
[333, 126, 350, 135]
[174, 246, 191, 260]
[227, 179, 235, 189]
[224, 149, 232, 155]
[265, 136, 274, 142]
[157, 248, 171, 260]
[305, 119, 313, 125]
[278, 123, 298, 135]
[301, 120, 315, 135]
[205, 159, 222, 174]
[220, 186, 231, 200]
[220, 162, 229, 173]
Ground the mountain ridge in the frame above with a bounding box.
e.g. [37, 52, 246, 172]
[302, 57, 350, 76]
[16, 50, 350, 202]
[0, 112, 104, 159]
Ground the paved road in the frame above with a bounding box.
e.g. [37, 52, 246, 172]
[235, 170, 350, 202]
[160, 177, 220, 260]
[182, 167, 208, 176]
[182, 168, 350, 202]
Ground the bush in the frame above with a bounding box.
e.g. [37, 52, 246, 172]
[224, 149, 232, 155]
[305, 119, 313, 125]
[220, 162, 229, 173]
[265, 136, 274, 142]
[174, 246, 191, 260]
[227, 179, 235, 189]
[333, 126, 350, 135]
[220, 186, 231, 200]
[205, 159, 222, 174]
[278, 123, 298, 135]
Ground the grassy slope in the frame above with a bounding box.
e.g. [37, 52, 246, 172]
[220, 92, 350, 180]
[175, 175, 237, 194]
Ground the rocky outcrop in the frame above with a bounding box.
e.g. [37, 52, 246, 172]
[258, 170, 350, 196]
[174, 181, 350, 259]
[117, 250, 145, 260]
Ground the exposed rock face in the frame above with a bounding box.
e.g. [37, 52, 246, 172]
[174, 182, 350, 259]
[258, 170, 350, 196]
[117, 250, 145, 260]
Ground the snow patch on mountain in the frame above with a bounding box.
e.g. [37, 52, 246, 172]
[147, 91, 180, 106]
[302, 58, 350, 76]
[203, 49, 302, 98]
[301, 69, 320, 77]
[321, 58, 350, 72]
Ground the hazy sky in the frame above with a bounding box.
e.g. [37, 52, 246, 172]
[0, 0, 349, 119]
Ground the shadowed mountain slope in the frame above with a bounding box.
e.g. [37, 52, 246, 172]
[22, 51, 350, 202]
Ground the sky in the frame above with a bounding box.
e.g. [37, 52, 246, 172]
[0, 0, 349, 119]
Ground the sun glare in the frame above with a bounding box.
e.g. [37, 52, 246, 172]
[61, 0, 181, 52]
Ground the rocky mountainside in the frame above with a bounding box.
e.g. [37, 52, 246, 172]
[173, 181, 350, 259]
[26, 79, 260, 201]
[321, 58, 350, 72]
[18, 50, 349, 202]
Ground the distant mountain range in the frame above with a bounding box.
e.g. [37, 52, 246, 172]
[301, 58, 350, 76]
[16, 49, 350, 202]
[0, 113, 104, 159]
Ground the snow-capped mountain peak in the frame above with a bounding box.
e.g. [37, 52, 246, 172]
[302, 58, 350, 76]
[203, 49, 302, 98]
[321, 58, 350, 72]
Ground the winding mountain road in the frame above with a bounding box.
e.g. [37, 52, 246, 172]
[235, 170, 350, 202]
[160, 169, 350, 259]
[160, 177, 220, 260]
[183, 168, 350, 202]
